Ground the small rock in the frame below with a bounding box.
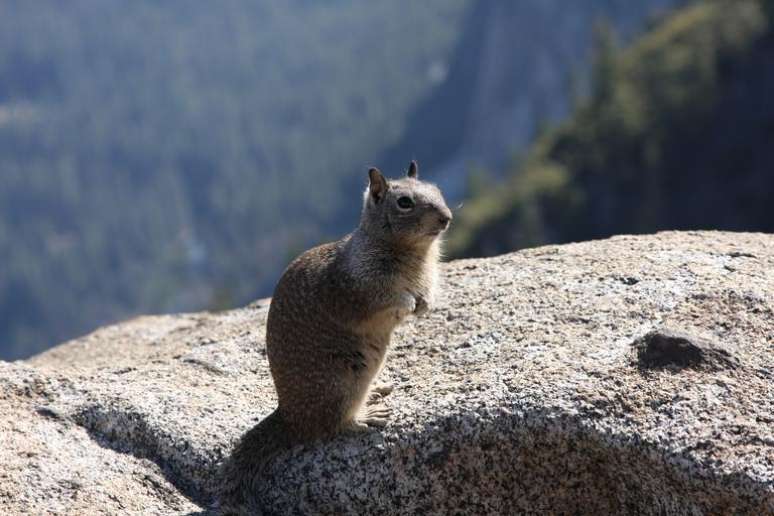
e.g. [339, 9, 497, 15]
[620, 276, 640, 285]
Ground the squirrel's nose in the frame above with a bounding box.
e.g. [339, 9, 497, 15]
[438, 211, 452, 228]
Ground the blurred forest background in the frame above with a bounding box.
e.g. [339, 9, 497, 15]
[1, 0, 772, 360]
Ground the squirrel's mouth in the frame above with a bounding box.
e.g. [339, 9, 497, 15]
[428, 222, 451, 237]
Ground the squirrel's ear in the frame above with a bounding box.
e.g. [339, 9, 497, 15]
[407, 160, 418, 178]
[368, 167, 388, 203]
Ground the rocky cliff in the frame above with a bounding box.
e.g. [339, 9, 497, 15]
[378, 0, 681, 202]
[2, 231, 773, 514]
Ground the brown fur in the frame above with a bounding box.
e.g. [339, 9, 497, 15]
[217, 162, 451, 514]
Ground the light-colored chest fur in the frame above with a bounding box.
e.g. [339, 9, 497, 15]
[355, 239, 440, 337]
[394, 239, 440, 304]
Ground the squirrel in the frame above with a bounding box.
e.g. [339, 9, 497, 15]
[217, 160, 451, 514]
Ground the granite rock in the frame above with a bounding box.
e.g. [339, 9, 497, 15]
[2, 231, 773, 514]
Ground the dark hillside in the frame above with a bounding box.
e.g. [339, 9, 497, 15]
[451, 0, 774, 258]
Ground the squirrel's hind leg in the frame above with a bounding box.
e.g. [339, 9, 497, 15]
[358, 403, 392, 428]
[340, 403, 392, 434]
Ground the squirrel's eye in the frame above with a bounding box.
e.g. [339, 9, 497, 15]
[397, 196, 415, 210]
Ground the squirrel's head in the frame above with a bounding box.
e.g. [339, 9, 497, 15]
[360, 160, 452, 247]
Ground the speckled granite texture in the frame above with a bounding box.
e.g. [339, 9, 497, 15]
[2, 231, 773, 514]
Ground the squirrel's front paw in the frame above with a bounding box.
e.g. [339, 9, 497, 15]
[394, 292, 416, 320]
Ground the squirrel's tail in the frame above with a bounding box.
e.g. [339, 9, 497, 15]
[216, 409, 292, 515]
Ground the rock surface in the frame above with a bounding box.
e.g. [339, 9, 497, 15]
[2, 231, 773, 514]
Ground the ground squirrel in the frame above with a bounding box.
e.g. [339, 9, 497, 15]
[217, 161, 451, 514]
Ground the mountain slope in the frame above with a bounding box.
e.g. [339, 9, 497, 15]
[450, 0, 774, 258]
[0, 0, 468, 359]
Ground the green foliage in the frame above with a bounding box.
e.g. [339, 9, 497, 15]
[589, 20, 620, 108]
[762, 0, 774, 25]
[451, 0, 772, 259]
[0, 0, 470, 359]
[464, 166, 496, 200]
